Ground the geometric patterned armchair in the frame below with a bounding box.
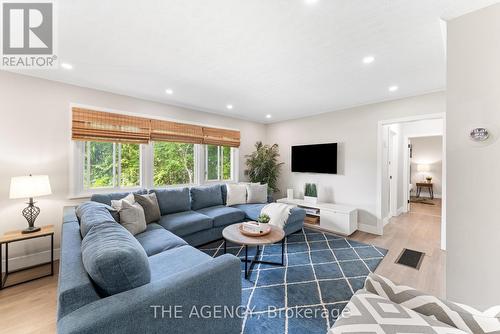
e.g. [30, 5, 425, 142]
[330, 274, 500, 334]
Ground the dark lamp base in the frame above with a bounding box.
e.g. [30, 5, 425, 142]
[22, 226, 41, 234]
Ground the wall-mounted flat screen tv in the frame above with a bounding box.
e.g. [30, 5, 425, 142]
[291, 143, 338, 174]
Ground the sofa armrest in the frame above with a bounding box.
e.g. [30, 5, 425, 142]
[57, 254, 242, 334]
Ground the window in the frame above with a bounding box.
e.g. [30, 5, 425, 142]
[83, 141, 141, 189]
[153, 142, 195, 186]
[206, 145, 233, 181]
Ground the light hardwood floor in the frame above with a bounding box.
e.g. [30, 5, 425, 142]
[0, 200, 444, 334]
[350, 198, 445, 298]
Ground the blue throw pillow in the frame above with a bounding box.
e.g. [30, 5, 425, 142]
[152, 187, 191, 215]
[76, 202, 117, 238]
[190, 185, 223, 210]
[81, 221, 151, 296]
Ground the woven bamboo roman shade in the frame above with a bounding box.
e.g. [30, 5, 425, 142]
[72, 108, 151, 144]
[202, 127, 240, 147]
[72, 107, 240, 147]
[150, 119, 204, 144]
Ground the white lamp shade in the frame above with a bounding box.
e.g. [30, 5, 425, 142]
[10, 175, 52, 199]
[417, 164, 430, 172]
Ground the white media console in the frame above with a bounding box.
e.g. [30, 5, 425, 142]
[277, 198, 358, 236]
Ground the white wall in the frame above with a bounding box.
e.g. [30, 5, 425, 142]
[266, 92, 446, 234]
[0, 71, 266, 269]
[410, 136, 443, 197]
[447, 3, 500, 309]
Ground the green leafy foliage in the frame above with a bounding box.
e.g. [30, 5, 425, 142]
[304, 183, 318, 197]
[245, 141, 284, 194]
[207, 145, 232, 181]
[84, 142, 141, 189]
[154, 142, 194, 186]
[257, 213, 270, 224]
[83, 141, 231, 189]
[121, 144, 140, 186]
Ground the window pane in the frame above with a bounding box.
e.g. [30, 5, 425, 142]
[206, 145, 219, 180]
[222, 146, 232, 180]
[120, 144, 140, 187]
[84, 142, 115, 188]
[154, 142, 194, 186]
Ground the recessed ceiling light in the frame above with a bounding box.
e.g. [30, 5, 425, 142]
[61, 63, 73, 70]
[304, 0, 318, 4]
[165, 89, 173, 95]
[388, 85, 399, 92]
[266, 114, 272, 119]
[363, 56, 375, 64]
[226, 104, 233, 110]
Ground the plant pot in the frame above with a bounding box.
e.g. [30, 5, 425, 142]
[304, 196, 318, 204]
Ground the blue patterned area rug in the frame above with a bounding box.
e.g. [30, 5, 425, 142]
[200, 227, 387, 334]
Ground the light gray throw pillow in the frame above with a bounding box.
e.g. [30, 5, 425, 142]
[134, 193, 161, 224]
[118, 200, 147, 235]
[226, 183, 247, 206]
[246, 183, 268, 204]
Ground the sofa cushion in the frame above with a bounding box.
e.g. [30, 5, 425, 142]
[135, 223, 187, 256]
[81, 221, 151, 296]
[90, 189, 147, 206]
[152, 187, 191, 215]
[76, 201, 117, 238]
[364, 273, 500, 334]
[149, 245, 213, 282]
[196, 205, 245, 228]
[190, 184, 223, 210]
[331, 290, 466, 333]
[231, 203, 265, 221]
[158, 211, 213, 237]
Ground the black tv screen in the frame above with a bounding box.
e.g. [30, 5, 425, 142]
[291, 143, 338, 174]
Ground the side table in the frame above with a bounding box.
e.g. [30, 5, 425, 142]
[416, 183, 434, 200]
[0, 225, 54, 289]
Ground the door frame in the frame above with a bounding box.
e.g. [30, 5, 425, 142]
[376, 112, 447, 250]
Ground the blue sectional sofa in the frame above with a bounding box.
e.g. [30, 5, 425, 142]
[57, 184, 305, 334]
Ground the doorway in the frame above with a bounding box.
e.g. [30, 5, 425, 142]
[377, 113, 446, 250]
[407, 136, 443, 214]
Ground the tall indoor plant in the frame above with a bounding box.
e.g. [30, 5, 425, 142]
[245, 141, 284, 194]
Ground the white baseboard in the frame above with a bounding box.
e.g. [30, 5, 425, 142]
[397, 206, 407, 215]
[358, 223, 381, 235]
[1, 248, 60, 272]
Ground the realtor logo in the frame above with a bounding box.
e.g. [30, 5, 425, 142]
[1, 0, 57, 68]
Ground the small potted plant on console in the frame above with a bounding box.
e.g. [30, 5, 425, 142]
[304, 183, 318, 204]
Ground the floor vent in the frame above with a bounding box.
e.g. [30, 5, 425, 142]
[396, 248, 425, 269]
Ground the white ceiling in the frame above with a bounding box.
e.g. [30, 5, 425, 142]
[9, 0, 500, 123]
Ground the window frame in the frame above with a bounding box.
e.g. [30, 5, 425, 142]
[70, 141, 239, 198]
[204, 145, 236, 183]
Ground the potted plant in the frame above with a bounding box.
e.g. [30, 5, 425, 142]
[245, 142, 284, 196]
[304, 183, 318, 204]
[257, 213, 271, 233]
[257, 213, 270, 224]
[426, 176, 432, 183]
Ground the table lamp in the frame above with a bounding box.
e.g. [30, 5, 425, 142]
[9, 175, 52, 234]
[417, 164, 430, 181]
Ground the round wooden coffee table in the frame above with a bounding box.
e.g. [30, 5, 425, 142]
[222, 223, 285, 279]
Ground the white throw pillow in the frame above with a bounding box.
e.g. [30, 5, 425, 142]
[246, 183, 268, 204]
[110, 193, 135, 211]
[119, 200, 147, 235]
[226, 183, 247, 206]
